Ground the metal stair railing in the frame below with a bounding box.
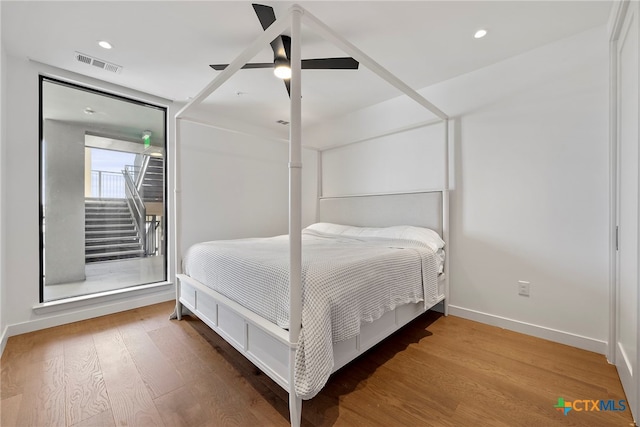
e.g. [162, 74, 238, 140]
[91, 170, 126, 198]
[136, 155, 151, 191]
[123, 167, 147, 255]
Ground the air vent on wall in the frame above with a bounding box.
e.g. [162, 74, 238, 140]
[74, 52, 122, 74]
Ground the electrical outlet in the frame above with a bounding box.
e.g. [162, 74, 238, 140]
[518, 280, 530, 297]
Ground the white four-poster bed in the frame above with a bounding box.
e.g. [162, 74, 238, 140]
[172, 5, 450, 426]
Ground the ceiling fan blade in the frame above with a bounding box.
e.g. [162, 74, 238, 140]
[301, 58, 360, 70]
[209, 63, 275, 71]
[252, 4, 276, 31]
[252, 4, 286, 59]
[281, 35, 291, 59]
[283, 78, 291, 98]
[270, 36, 287, 60]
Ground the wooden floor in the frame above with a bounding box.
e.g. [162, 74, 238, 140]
[0, 301, 634, 427]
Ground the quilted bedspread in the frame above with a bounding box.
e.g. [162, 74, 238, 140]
[183, 229, 440, 399]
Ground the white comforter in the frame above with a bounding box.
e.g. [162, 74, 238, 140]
[183, 228, 440, 399]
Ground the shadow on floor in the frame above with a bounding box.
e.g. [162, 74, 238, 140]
[183, 310, 441, 426]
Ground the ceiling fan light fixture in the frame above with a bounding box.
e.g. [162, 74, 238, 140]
[273, 58, 291, 79]
[274, 65, 291, 79]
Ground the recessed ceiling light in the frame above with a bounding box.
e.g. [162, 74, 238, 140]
[84, 107, 95, 115]
[98, 40, 112, 49]
[474, 29, 488, 39]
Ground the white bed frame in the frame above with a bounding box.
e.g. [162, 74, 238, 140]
[173, 5, 449, 426]
[175, 191, 448, 425]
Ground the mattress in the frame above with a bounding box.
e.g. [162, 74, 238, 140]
[182, 223, 444, 399]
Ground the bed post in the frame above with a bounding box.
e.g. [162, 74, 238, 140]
[288, 5, 304, 427]
[443, 118, 450, 316]
[171, 117, 183, 321]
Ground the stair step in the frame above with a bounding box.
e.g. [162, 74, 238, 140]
[86, 214, 132, 220]
[86, 214, 130, 219]
[86, 236, 139, 244]
[84, 196, 145, 263]
[85, 249, 145, 259]
[85, 228, 136, 232]
[86, 205, 129, 210]
[85, 207, 128, 212]
[85, 223, 134, 230]
[85, 200, 128, 205]
[85, 216, 132, 221]
[86, 243, 142, 252]
[86, 219, 133, 224]
[86, 213, 130, 218]
[85, 230, 138, 236]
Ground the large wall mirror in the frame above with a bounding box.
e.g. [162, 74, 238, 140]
[40, 77, 167, 302]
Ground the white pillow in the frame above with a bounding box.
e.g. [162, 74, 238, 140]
[305, 222, 445, 251]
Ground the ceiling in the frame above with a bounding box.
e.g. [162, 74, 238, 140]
[42, 78, 166, 145]
[2, 1, 613, 139]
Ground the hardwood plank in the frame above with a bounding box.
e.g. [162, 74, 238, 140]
[22, 327, 66, 363]
[189, 372, 265, 426]
[437, 315, 622, 392]
[153, 386, 208, 427]
[157, 321, 287, 426]
[92, 328, 164, 426]
[132, 301, 177, 333]
[118, 319, 184, 399]
[70, 409, 116, 427]
[84, 308, 139, 335]
[0, 393, 22, 427]
[63, 333, 110, 425]
[0, 345, 26, 400]
[174, 318, 290, 425]
[14, 355, 65, 427]
[0, 302, 634, 426]
[0, 325, 69, 401]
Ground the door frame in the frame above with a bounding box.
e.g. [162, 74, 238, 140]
[609, 0, 639, 424]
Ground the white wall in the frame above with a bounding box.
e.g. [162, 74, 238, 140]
[178, 119, 318, 258]
[318, 26, 610, 353]
[445, 27, 609, 352]
[322, 122, 447, 196]
[0, 1, 7, 352]
[1, 56, 176, 343]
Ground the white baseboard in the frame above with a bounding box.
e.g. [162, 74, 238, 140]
[0, 325, 8, 357]
[1, 288, 175, 357]
[448, 305, 607, 355]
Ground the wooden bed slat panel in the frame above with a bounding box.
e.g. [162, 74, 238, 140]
[247, 325, 290, 385]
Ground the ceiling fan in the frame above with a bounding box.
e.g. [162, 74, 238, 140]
[210, 3, 359, 96]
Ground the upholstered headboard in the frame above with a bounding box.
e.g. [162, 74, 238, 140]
[318, 191, 443, 235]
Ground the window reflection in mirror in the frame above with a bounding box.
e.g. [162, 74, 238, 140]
[40, 77, 167, 302]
